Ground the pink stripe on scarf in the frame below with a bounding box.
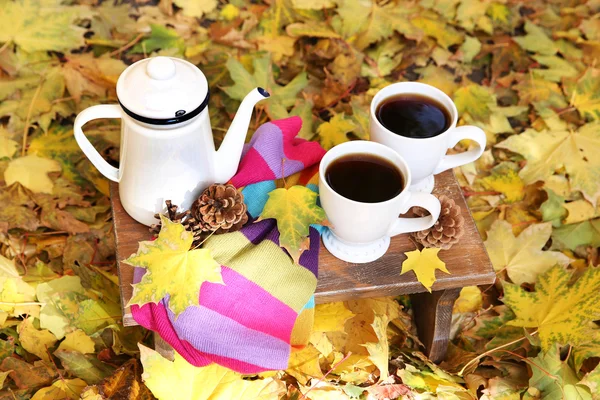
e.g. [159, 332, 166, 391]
[132, 300, 272, 373]
[200, 266, 297, 342]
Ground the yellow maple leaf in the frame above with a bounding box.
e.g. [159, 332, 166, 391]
[398, 364, 466, 394]
[313, 302, 355, 332]
[453, 286, 483, 314]
[56, 330, 95, 354]
[259, 186, 328, 263]
[286, 344, 324, 385]
[485, 220, 570, 285]
[565, 67, 600, 121]
[0, 0, 86, 52]
[400, 248, 450, 292]
[139, 344, 285, 399]
[4, 155, 61, 194]
[62, 54, 126, 102]
[503, 265, 600, 350]
[299, 382, 352, 399]
[125, 216, 223, 317]
[563, 199, 598, 225]
[256, 35, 296, 62]
[411, 15, 464, 49]
[496, 123, 600, 207]
[0, 254, 38, 318]
[18, 316, 57, 362]
[363, 314, 390, 381]
[480, 162, 525, 203]
[0, 127, 18, 159]
[291, 0, 335, 10]
[453, 84, 496, 121]
[172, 0, 217, 18]
[31, 378, 87, 400]
[317, 113, 357, 150]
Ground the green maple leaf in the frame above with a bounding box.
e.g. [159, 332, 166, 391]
[496, 123, 600, 207]
[259, 186, 327, 263]
[223, 54, 308, 119]
[126, 216, 223, 316]
[464, 305, 516, 341]
[551, 218, 600, 251]
[573, 330, 600, 372]
[130, 25, 184, 55]
[531, 55, 579, 82]
[36, 275, 118, 339]
[514, 20, 557, 55]
[0, 0, 86, 52]
[541, 188, 568, 227]
[54, 350, 114, 385]
[503, 265, 600, 350]
[580, 363, 600, 397]
[528, 347, 592, 400]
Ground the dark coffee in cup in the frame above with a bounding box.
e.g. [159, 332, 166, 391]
[325, 153, 404, 203]
[376, 93, 451, 139]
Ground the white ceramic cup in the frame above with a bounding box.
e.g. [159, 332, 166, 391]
[370, 82, 486, 193]
[319, 141, 441, 263]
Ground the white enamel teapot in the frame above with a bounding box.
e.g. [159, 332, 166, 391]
[74, 56, 269, 226]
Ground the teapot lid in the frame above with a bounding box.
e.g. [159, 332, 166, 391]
[116, 57, 209, 125]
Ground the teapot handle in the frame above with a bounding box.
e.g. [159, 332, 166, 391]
[74, 105, 122, 182]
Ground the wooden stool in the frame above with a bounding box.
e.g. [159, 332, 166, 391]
[110, 170, 495, 363]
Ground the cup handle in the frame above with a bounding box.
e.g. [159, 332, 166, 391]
[387, 192, 441, 237]
[74, 104, 122, 182]
[432, 125, 486, 175]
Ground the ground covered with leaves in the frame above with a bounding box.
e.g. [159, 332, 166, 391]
[1, 0, 600, 398]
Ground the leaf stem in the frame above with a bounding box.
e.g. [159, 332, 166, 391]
[109, 33, 144, 58]
[0, 301, 45, 306]
[300, 351, 353, 399]
[22, 77, 44, 156]
[0, 40, 11, 55]
[457, 330, 538, 376]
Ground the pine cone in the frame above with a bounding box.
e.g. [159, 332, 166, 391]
[149, 184, 248, 248]
[191, 183, 248, 234]
[411, 195, 465, 250]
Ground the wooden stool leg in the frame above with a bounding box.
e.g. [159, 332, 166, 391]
[153, 332, 175, 361]
[410, 288, 461, 363]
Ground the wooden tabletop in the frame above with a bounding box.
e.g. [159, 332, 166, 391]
[110, 170, 495, 327]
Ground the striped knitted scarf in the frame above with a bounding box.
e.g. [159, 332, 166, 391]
[131, 117, 326, 373]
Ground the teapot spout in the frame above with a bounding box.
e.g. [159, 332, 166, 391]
[214, 87, 270, 183]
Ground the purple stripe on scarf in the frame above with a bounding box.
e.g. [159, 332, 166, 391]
[241, 218, 279, 245]
[238, 220, 319, 278]
[165, 298, 290, 370]
[244, 122, 305, 177]
[299, 227, 319, 277]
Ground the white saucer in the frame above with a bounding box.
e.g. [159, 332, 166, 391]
[409, 175, 435, 193]
[322, 229, 390, 264]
